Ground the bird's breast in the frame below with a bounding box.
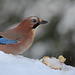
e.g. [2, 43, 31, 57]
[18, 30, 35, 54]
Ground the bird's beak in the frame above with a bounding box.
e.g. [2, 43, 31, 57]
[39, 19, 48, 24]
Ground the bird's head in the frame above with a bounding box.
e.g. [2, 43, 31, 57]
[19, 16, 48, 30]
[28, 16, 48, 29]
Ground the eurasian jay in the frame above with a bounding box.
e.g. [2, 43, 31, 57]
[0, 16, 48, 55]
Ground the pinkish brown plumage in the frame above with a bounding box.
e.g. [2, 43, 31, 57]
[0, 16, 48, 55]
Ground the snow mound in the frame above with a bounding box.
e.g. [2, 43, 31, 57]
[0, 51, 75, 75]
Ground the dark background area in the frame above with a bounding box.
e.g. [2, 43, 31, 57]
[0, 0, 75, 66]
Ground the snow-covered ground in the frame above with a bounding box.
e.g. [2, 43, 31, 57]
[0, 51, 75, 75]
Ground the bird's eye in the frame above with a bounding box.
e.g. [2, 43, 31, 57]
[31, 19, 37, 23]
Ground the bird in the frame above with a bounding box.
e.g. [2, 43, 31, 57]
[0, 16, 48, 55]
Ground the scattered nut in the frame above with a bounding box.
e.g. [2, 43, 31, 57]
[42, 55, 66, 70]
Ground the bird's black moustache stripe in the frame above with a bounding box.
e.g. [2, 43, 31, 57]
[32, 23, 40, 29]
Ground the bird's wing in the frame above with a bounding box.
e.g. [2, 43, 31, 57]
[0, 37, 18, 44]
[0, 29, 22, 40]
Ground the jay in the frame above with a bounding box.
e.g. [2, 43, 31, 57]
[0, 16, 48, 55]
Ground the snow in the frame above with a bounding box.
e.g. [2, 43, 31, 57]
[0, 51, 75, 75]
